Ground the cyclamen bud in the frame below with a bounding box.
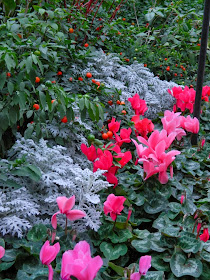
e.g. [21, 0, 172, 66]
[201, 138, 205, 148]
[180, 194, 185, 205]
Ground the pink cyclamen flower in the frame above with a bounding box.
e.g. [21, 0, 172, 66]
[182, 115, 199, 134]
[128, 93, 148, 115]
[0, 246, 5, 259]
[40, 240, 60, 280]
[130, 255, 152, 280]
[180, 195, 185, 205]
[200, 228, 210, 242]
[81, 144, 97, 161]
[104, 194, 126, 221]
[51, 196, 86, 230]
[61, 240, 103, 280]
[108, 117, 121, 133]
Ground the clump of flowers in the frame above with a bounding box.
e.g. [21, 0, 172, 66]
[103, 194, 126, 221]
[61, 240, 103, 280]
[168, 85, 210, 113]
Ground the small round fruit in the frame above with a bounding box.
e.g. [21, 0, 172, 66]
[57, 71, 63, 76]
[69, 77, 73, 82]
[35, 77, 40, 83]
[116, 100, 121, 105]
[87, 134, 95, 141]
[133, 57, 136, 60]
[86, 72, 92, 78]
[120, 101, 125, 105]
[120, 52, 122, 55]
[95, 81, 100, 86]
[69, 28, 74, 33]
[92, 79, 96, 83]
[51, 80, 56, 84]
[34, 50, 41, 56]
[135, 48, 138, 51]
[84, 43, 89, 47]
[108, 100, 113, 105]
[45, 80, 52, 87]
[33, 104, 40, 110]
[122, 18, 126, 21]
[51, 99, 56, 103]
[102, 133, 108, 140]
[78, 77, 83, 81]
[107, 131, 113, 138]
[61, 116, 68, 123]
[144, 64, 147, 67]
[166, 66, 170, 71]
[121, 110, 126, 114]
[6, 72, 11, 77]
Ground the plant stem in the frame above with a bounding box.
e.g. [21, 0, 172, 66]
[65, 216, 68, 235]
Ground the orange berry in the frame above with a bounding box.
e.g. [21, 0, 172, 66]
[144, 64, 147, 67]
[35, 77, 40, 83]
[182, 67, 186, 71]
[197, 43, 200, 46]
[92, 79, 96, 83]
[164, 58, 168, 61]
[86, 72, 92, 78]
[51, 80, 56, 84]
[95, 81, 100, 86]
[6, 72, 11, 77]
[17, 33, 22, 39]
[69, 77, 73, 82]
[61, 116, 68, 123]
[102, 133, 108, 140]
[107, 131, 113, 138]
[116, 100, 121, 105]
[126, 58, 129, 62]
[160, 65, 162, 67]
[69, 28, 74, 33]
[120, 101, 125, 105]
[108, 100, 113, 105]
[174, 73, 177, 77]
[78, 77, 83, 81]
[131, 22, 135, 25]
[33, 104, 40, 110]
[51, 99, 56, 103]
[121, 110, 127, 114]
[166, 66, 170, 71]
[120, 52, 122, 55]
[117, 31, 121, 35]
[122, 18, 126, 21]
[180, 74, 183, 77]
[57, 71, 62, 76]
[84, 43, 89, 47]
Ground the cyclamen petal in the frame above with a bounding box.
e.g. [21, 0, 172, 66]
[40, 241, 60, 266]
[139, 255, 152, 275]
[62, 195, 75, 213]
[130, 272, 141, 280]
[0, 246, 5, 259]
[51, 212, 60, 230]
[66, 209, 86, 221]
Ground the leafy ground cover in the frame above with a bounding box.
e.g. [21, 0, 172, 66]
[0, 0, 210, 279]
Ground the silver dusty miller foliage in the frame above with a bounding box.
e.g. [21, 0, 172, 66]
[83, 50, 178, 119]
[1, 136, 110, 238]
[67, 49, 176, 119]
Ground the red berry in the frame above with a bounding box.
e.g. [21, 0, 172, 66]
[7, 72, 11, 77]
[78, 77, 83, 81]
[95, 81, 100, 86]
[107, 131, 113, 138]
[166, 66, 170, 71]
[84, 43, 89, 47]
[116, 100, 121, 105]
[144, 64, 147, 67]
[51, 80, 56, 84]
[57, 71, 63, 76]
[108, 100, 113, 105]
[102, 133, 108, 140]
[33, 104, 40, 110]
[69, 77, 73, 82]
[86, 72, 92, 78]
[35, 77, 40, 83]
[51, 99, 56, 103]
[61, 116, 68, 123]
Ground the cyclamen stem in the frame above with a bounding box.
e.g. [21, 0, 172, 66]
[65, 216, 68, 235]
[113, 215, 118, 231]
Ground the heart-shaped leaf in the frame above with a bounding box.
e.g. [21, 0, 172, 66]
[178, 232, 203, 253]
[100, 242, 127, 260]
[109, 229, 132, 243]
[27, 224, 48, 242]
[170, 251, 202, 277]
[131, 238, 151, 253]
